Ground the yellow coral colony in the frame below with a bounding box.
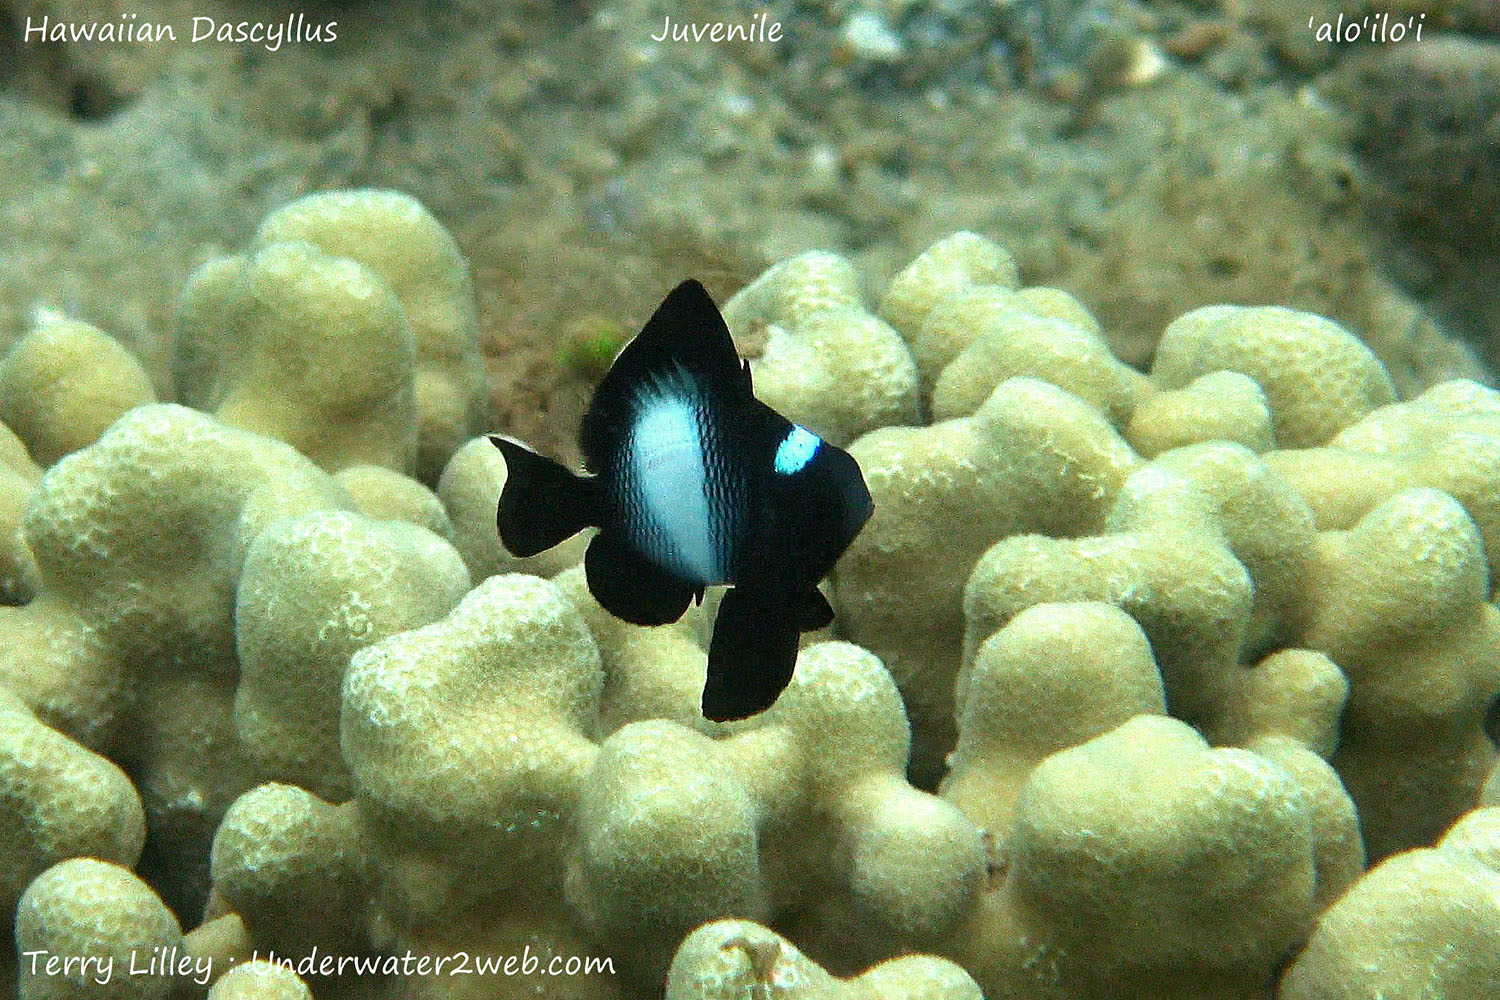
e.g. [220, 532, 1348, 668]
[3, 206, 1498, 1000]
[175, 190, 489, 482]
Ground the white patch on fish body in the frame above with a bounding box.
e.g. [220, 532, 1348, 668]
[624, 367, 724, 583]
[774, 425, 820, 475]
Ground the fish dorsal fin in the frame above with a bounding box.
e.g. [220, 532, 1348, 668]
[581, 279, 749, 471]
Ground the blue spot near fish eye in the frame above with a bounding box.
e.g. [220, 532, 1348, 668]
[774, 425, 820, 475]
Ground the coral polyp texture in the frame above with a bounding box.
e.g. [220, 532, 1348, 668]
[720, 250, 920, 445]
[3, 206, 1499, 1000]
[174, 189, 488, 483]
[16, 859, 183, 1000]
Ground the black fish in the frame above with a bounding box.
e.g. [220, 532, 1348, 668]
[490, 280, 873, 721]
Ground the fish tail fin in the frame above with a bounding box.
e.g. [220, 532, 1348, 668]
[489, 435, 601, 557]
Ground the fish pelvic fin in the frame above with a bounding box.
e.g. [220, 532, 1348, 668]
[794, 587, 834, 631]
[703, 587, 801, 722]
[489, 435, 602, 557]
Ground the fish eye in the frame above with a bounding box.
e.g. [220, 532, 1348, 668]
[773, 425, 821, 475]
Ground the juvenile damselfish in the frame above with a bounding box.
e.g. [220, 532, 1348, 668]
[491, 280, 873, 721]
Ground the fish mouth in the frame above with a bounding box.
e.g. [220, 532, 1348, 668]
[848, 479, 874, 534]
[839, 452, 875, 536]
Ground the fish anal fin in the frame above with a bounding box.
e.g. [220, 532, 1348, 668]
[584, 532, 695, 627]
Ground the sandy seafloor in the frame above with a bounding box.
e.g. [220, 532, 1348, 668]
[3, 0, 1499, 454]
[2, 0, 1500, 997]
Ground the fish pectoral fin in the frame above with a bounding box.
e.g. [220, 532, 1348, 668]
[584, 532, 694, 627]
[794, 588, 834, 631]
[703, 588, 799, 722]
